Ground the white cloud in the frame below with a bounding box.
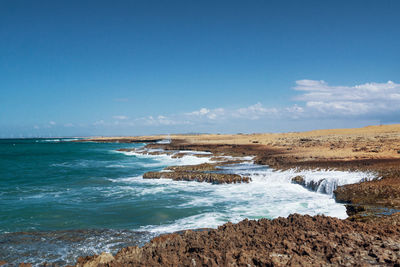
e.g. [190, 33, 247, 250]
[64, 123, 74, 127]
[113, 115, 129, 120]
[234, 103, 278, 120]
[294, 80, 400, 115]
[156, 115, 178, 125]
[187, 108, 210, 116]
[57, 79, 398, 133]
[285, 104, 305, 119]
[186, 107, 225, 120]
[306, 101, 370, 115]
[286, 104, 304, 113]
[139, 115, 189, 126]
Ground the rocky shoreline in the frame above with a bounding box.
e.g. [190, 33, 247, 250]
[50, 125, 400, 265]
[76, 213, 400, 266]
[120, 147, 252, 184]
[135, 136, 400, 221]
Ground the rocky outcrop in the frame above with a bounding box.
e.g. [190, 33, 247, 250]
[143, 171, 250, 184]
[76, 213, 400, 266]
[77, 252, 114, 267]
[335, 178, 400, 208]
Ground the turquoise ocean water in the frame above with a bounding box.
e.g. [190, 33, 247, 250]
[1, 138, 366, 265]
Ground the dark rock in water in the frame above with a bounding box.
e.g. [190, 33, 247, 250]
[345, 204, 400, 222]
[291, 175, 305, 186]
[291, 176, 326, 192]
[345, 204, 367, 216]
[143, 171, 250, 184]
[308, 179, 325, 192]
[76, 213, 400, 266]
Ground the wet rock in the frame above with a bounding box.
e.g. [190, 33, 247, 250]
[291, 175, 305, 186]
[143, 171, 250, 184]
[291, 176, 326, 192]
[165, 163, 217, 172]
[0, 261, 7, 266]
[308, 179, 325, 192]
[345, 204, 366, 216]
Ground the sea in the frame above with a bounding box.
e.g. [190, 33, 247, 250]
[0, 138, 376, 265]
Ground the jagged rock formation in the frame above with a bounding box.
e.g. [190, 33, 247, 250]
[76, 213, 400, 266]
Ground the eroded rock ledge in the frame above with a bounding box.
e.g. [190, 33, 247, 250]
[143, 171, 250, 184]
[123, 147, 252, 184]
[76, 213, 400, 267]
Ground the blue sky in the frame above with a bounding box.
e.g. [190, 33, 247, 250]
[1, 0, 399, 137]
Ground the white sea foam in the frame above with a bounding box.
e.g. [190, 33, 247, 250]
[177, 150, 213, 155]
[38, 138, 79, 143]
[220, 163, 377, 196]
[113, 148, 377, 234]
[118, 150, 212, 166]
[111, 168, 370, 234]
[106, 164, 127, 168]
[140, 212, 229, 233]
[137, 177, 347, 233]
[156, 139, 171, 144]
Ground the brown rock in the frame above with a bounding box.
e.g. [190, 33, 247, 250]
[75, 214, 400, 266]
[345, 204, 367, 216]
[291, 175, 305, 186]
[143, 171, 250, 184]
[165, 163, 217, 172]
[76, 252, 114, 267]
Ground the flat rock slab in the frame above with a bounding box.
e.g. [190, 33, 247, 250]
[143, 171, 250, 184]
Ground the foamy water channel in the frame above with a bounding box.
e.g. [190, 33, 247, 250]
[116, 148, 377, 233]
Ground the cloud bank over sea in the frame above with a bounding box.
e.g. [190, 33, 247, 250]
[3, 79, 400, 137]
